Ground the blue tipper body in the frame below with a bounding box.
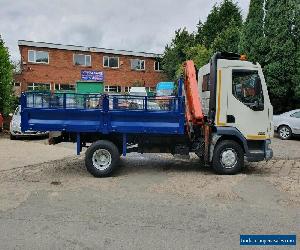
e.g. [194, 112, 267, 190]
[20, 80, 185, 155]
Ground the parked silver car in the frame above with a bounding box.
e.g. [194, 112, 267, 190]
[10, 105, 48, 140]
[273, 109, 300, 140]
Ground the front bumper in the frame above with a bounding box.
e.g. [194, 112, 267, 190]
[265, 140, 273, 160]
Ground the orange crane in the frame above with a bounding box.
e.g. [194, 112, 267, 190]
[183, 60, 205, 139]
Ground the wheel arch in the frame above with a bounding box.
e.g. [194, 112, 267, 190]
[210, 127, 249, 162]
[277, 123, 291, 132]
[215, 134, 245, 153]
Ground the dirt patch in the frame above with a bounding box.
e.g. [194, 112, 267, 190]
[0, 157, 119, 211]
[264, 176, 300, 205]
[271, 136, 300, 160]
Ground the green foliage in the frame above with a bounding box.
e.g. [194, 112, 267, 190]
[200, 0, 242, 49]
[293, 1, 300, 99]
[162, 28, 195, 80]
[0, 36, 14, 115]
[163, 0, 242, 80]
[263, 0, 300, 112]
[239, 0, 267, 64]
[211, 20, 241, 53]
[184, 44, 212, 69]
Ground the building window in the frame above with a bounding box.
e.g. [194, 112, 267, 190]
[27, 83, 51, 91]
[103, 56, 119, 68]
[55, 83, 75, 91]
[104, 85, 121, 93]
[124, 86, 131, 93]
[28, 50, 49, 64]
[154, 60, 162, 71]
[131, 59, 145, 70]
[73, 54, 91, 66]
[13, 82, 21, 87]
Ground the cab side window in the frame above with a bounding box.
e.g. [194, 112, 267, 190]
[202, 74, 210, 92]
[232, 70, 264, 111]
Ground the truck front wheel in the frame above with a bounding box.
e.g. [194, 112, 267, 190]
[85, 140, 120, 177]
[212, 140, 243, 174]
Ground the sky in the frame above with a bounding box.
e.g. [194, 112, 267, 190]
[0, 0, 250, 62]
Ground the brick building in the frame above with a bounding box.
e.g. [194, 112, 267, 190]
[15, 40, 166, 95]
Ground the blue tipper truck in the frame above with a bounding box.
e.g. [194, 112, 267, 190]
[21, 53, 273, 177]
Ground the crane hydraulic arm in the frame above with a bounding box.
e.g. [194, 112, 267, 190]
[183, 60, 204, 127]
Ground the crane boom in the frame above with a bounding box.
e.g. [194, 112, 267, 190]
[183, 60, 204, 126]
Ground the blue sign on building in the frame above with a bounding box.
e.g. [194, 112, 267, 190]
[81, 70, 104, 81]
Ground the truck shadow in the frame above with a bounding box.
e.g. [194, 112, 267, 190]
[46, 153, 273, 178]
[119, 154, 213, 176]
[117, 153, 268, 177]
[7, 154, 274, 183]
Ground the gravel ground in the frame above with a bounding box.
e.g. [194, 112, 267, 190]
[271, 135, 300, 159]
[0, 134, 299, 249]
[0, 135, 74, 171]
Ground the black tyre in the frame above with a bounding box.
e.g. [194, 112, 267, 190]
[85, 140, 120, 177]
[278, 125, 292, 140]
[212, 140, 244, 175]
[10, 134, 16, 140]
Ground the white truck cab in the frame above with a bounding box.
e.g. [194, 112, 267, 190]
[198, 52, 273, 165]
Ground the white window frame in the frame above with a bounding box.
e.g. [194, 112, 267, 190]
[103, 56, 119, 68]
[54, 83, 75, 91]
[104, 85, 122, 93]
[154, 61, 162, 71]
[146, 87, 155, 92]
[131, 59, 145, 71]
[27, 83, 51, 91]
[124, 86, 131, 93]
[28, 50, 49, 64]
[73, 54, 91, 67]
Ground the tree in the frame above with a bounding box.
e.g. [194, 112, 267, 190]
[162, 28, 195, 80]
[212, 19, 241, 53]
[195, 20, 204, 45]
[0, 36, 14, 115]
[239, 0, 267, 65]
[263, 0, 299, 113]
[200, 0, 242, 49]
[293, 1, 300, 101]
[185, 44, 212, 69]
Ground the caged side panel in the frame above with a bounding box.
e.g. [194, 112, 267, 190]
[20, 92, 186, 135]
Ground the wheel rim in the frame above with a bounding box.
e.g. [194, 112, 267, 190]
[279, 127, 290, 139]
[92, 149, 112, 170]
[220, 148, 237, 169]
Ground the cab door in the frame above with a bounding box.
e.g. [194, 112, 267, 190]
[219, 67, 271, 140]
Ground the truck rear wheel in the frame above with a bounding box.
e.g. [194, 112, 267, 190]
[212, 140, 243, 175]
[85, 140, 120, 177]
